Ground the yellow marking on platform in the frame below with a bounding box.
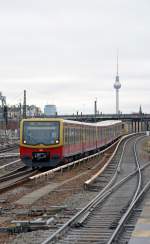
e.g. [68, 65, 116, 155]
[141, 207, 150, 218]
[132, 230, 150, 237]
[138, 218, 150, 224]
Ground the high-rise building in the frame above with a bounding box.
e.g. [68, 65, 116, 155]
[44, 105, 57, 116]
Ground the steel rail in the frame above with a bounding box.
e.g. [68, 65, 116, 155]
[41, 133, 144, 244]
[0, 159, 21, 170]
[84, 134, 136, 188]
[0, 166, 31, 183]
[107, 135, 147, 244]
[0, 170, 37, 194]
[0, 144, 18, 153]
[41, 161, 150, 244]
[75, 160, 150, 227]
[73, 135, 146, 226]
[107, 180, 150, 244]
[131, 136, 144, 203]
[0, 153, 19, 158]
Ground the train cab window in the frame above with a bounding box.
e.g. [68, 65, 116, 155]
[23, 121, 60, 145]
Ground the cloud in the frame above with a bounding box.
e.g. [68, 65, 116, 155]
[0, 0, 150, 113]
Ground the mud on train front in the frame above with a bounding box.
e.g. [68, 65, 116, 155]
[20, 118, 64, 169]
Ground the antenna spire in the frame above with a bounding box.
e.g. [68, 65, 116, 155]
[117, 50, 119, 76]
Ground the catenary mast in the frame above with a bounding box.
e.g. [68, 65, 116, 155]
[114, 54, 121, 114]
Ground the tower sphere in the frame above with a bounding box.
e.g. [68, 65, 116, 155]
[114, 73, 121, 89]
[114, 81, 121, 89]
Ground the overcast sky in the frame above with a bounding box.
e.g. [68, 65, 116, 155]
[0, 0, 150, 114]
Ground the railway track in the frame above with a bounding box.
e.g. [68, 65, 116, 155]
[0, 167, 37, 194]
[0, 158, 27, 178]
[0, 166, 30, 183]
[0, 143, 19, 153]
[113, 136, 150, 243]
[0, 142, 19, 170]
[40, 133, 150, 244]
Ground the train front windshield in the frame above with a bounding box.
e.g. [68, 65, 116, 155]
[23, 121, 60, 145]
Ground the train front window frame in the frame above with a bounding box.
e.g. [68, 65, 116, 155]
[23, 121, 60, 146]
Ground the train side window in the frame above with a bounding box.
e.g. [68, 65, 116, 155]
[85, 127, 87, 143]
[87, 128, 89, 143]
[74, 128, 76, 144]
[78, 128, 80, 143]
[76, 128, 78, 143]
[76, 128, 77, 144]
[83, 127, 85, 143]
[93, 127, 95, 142]
[69, 127, 71, 144]
[80, 127, 82, 143]
[72, 128, 74, 144]
[67, 128, 69, 144]
[67, 127, 69, 145]
[64, 127, 68, 145]
[90, 127, 92, 143]
[70, 127, 72, 144]
[101, 128, 103, 141]
[74, 128, 75, 144]
[94, 127, 96, 142]
[79, 128, 81, 143]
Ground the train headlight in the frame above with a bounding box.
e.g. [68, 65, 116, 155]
[24, 140, 27, 144]
[56, 140, 59, 144]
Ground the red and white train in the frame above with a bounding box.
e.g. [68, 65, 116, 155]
[20, 118, 123, 168]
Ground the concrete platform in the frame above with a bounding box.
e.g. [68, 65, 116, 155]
[16, 183, 60, 205]
[129, 201, 150, 243]
[15, 171, 88, 205]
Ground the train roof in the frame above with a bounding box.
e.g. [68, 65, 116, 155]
[21, 118, 122, 127]
[63, 119, 122, 127]
[96, 120, 122, 126]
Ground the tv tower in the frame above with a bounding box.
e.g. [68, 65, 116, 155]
[114, 53, 121, 114]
